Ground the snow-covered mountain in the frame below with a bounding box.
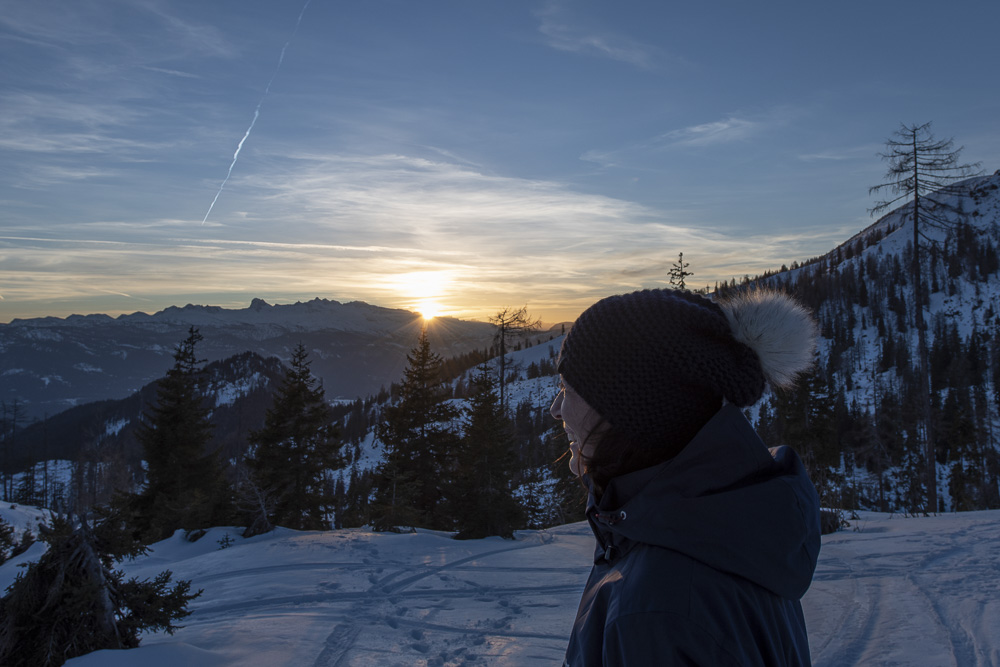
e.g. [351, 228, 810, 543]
[1, 298, 495, 420]
[744, 170, 1000, 512]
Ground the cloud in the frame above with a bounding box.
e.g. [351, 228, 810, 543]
[0, 0, 236, 58]
[0, 149, 852, 324]
[580, 112, 782, 169]
[237, 153, 660, 249]
[137, 1, 237, 59]
[0, 92, 189, 189]
[0, 153, 681, 317]
[798, 144, 881, 161]
[655, 117, 760, 148]
[139, 65, 202, 79]
[0, 93, 168, 157]
[14, 165, 121, 187]
[534, 1, 673, 70]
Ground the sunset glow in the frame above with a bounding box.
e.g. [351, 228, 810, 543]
[386, 270, 453, 321]
[419, 302, 442, 321]
[1, 2, 996, 325]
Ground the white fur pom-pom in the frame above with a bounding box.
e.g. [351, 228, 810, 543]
[719, 290, 817, 389]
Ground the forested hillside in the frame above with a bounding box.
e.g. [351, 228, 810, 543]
[1, 352, 288, 510]
[741, 171, 1000, 513]
[4, 173, 1000, 529]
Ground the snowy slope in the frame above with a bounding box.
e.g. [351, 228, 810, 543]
[0, 503, 49, 544]
[0, 509, 987, 666]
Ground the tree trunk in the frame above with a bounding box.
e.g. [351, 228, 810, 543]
[911, 135, 937, 513]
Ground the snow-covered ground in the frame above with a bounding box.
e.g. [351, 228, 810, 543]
[806, 510, 999, 666]
[2, 508, 994, 666]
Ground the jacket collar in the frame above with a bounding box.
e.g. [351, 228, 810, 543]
[582, 403, 821, 599]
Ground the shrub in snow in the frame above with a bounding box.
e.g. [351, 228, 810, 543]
[820, 508, 846, 535]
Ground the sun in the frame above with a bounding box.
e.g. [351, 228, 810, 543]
[385, 270, 453, 321]
[419, 301, 442, 321]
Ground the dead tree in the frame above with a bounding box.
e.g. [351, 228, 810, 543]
[869, 121, 981, 513]
[488, 306, 540, 413]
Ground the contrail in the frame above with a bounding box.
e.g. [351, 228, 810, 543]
[202, 0, 312, 225]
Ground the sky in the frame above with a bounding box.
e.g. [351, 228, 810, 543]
[2, 0, 999, 325]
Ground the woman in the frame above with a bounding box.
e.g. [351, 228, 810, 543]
[552, 288, 820, 666]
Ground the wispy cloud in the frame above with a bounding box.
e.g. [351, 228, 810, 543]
[0, 151, 850, 322]
[137, 0, 237, 59]
[0, 92, 182, 188]
[656, 117, 760, 147]
[798, 144, 881, 161]
[15, 165, 121, 187]
[534, 1, 674, 70]
[139, 65, 202, 79]
[581, 113, 781, 169]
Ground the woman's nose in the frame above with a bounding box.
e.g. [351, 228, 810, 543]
[550, 391, 563, 420]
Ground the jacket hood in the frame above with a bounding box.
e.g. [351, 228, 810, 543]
[585, 403, 821, 600]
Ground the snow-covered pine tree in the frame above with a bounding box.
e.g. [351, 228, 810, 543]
[0, 513, 199, 667]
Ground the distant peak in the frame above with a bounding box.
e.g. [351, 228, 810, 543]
[249, 298, 270, 311]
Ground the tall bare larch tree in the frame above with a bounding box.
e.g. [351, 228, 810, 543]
[869, 122, 981, 512]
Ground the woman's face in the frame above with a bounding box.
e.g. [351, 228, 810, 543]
[550, 378, 604, 477]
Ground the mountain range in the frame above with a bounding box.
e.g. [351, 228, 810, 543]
[1, 298, 495, 421]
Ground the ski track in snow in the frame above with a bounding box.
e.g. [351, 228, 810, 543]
[107, 525, 591, 666]
[805, 512, 1000, 667]
[308, 531, 569, 666]
[29, 509, 1000, 666]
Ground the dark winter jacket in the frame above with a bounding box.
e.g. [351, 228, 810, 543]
[564, 403, 821, 666]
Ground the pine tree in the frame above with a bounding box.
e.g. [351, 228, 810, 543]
[668, 252, 693, 289]
[244, 344, 344, 534]
[371, 329, 459, 531]
[451, 364, 525, 539]
[132, 327, 231, 542]
[340, 462, 373, 528]
[0, 516, 15, 565]
[0, 513, 199, 667]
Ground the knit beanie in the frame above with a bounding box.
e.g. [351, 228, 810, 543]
[557, 288, 816, 448]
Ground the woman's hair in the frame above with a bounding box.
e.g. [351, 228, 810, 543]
[580, 417, 695, 497]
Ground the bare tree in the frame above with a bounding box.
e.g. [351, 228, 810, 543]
[1, 400, 25, 501]
[869, 121, 981, 513]
[488, 306, 540, 413]
[234, 464, 277, 538]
